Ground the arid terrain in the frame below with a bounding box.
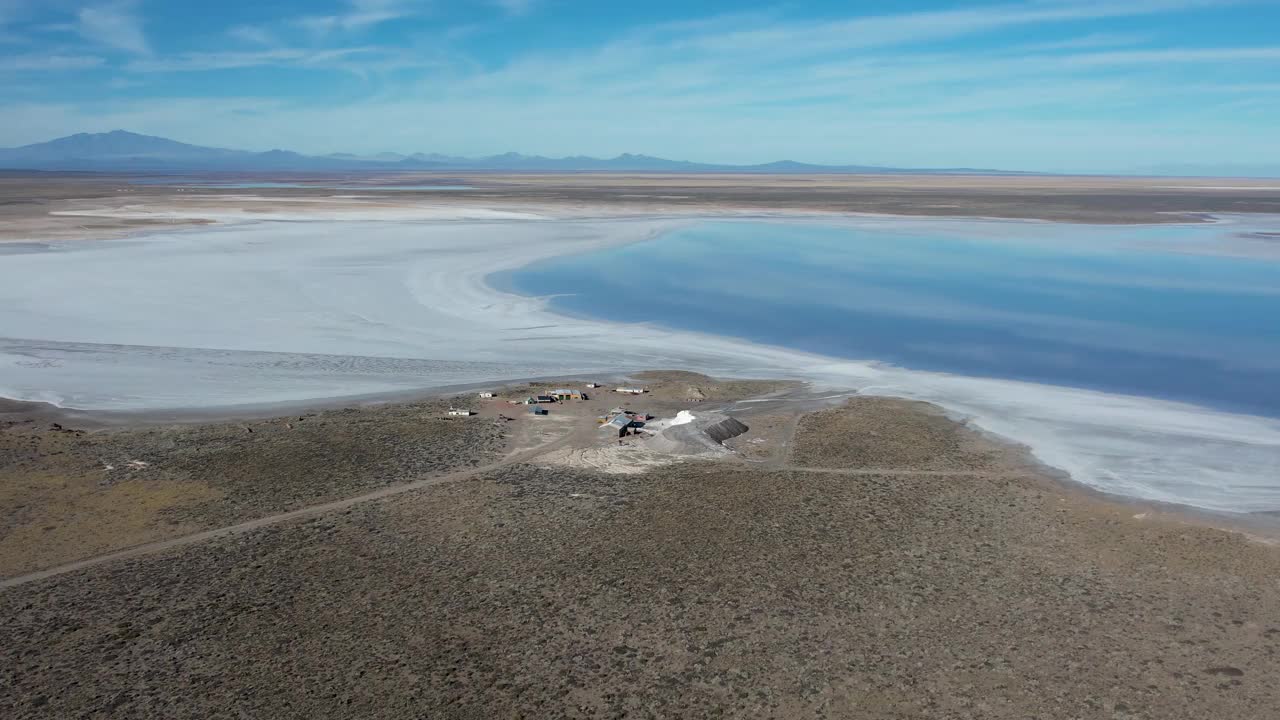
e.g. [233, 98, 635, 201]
[2, 373, 1278, 719]
[0, 397, 508, 577]
[3, 174, 1280, 717]
[4, 171, 1280, 244]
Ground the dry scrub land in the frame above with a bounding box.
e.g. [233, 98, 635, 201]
[3, 395, 1278, 719]
[791, 397, 1006, 472]
[0, 399, 506, 577]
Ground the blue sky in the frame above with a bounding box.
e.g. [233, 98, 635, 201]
[0, 0, 1278, 172]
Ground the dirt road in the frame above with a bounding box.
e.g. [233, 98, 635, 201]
[0, 421, 579, 589]
[1, 385, 996, 589]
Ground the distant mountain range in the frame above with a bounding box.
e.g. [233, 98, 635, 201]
[0, 130, 1032, 175]
[1134, 163, 1280, 179]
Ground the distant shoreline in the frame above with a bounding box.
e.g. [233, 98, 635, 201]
[3, 195, 1280, 517]
[6, 171, 1280, 247]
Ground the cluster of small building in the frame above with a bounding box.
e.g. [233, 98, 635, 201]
[523, 388, 588, 405]
[511, 388, 591, 416]
[461, 384, 647, 422]
[599, 407, 653, 438]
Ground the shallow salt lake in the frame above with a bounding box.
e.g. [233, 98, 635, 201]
[3, 213, 1280, 514]
[502, 219, 1280, 419]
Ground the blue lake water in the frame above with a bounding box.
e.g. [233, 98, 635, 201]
[501, 220, 1280, 418]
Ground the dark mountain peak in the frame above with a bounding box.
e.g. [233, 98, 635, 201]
[0, 130, 246, 165]
[752, 160, 821, 170]
[60, 129, 149, 141]
[612, 152, 668, 162]
[0, 130, 1034, 175]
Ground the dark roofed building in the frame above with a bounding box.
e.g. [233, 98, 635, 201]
[603, 413, 633, 438]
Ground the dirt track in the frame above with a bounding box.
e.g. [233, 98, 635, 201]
[0, 374, 790, 583]
[0, 420, 576, 589]
[0, 435, 1017, 589]
[0, 398, 511, 577]
[3, 394, 1279, 719]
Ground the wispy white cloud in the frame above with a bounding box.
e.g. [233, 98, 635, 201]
[76, 1, 148, 55]
[649, 0, 1243, 58]
[297, 0, 428, 34]
[227, 24, 277, 47]
[0, 0, 1276, 171]
[429, 0, 1276, 109]
[1063, 46, 1280, 66]
[1013, 31, 1156, 52]
[0, 53, 104, 71]
[126, 47, 387, 73]
[491, 0, 537, 16]
[106, 75, 144, 89]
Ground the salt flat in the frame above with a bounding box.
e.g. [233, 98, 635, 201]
[2, 203, 1280, 515]
[0, 215, 712, 406]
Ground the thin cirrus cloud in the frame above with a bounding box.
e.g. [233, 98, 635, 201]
[227, 25, 277, 47]
[125, 47, 389, 73]
[0, 0, 1277, 171]
[650, 0, 1248, 57]
[295, 0, 430, 34]
[290, 0, 532, 36]
[409, 7, 1271, 110]
[492, 0, 537, 16]
[75, 1, 149, 55]
[0, 53, 104, 70]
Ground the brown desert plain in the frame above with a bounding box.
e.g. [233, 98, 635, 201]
[2, 174, 1280, 719]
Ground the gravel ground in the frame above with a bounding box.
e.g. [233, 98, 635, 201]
[3, 399, 1278, 719]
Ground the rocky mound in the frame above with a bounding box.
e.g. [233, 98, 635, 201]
[647, 412, 748, 456]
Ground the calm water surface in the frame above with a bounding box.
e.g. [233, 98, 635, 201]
[503, 220, 1280, 418]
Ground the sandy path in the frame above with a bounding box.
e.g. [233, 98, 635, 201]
[0, 423, 579, 590]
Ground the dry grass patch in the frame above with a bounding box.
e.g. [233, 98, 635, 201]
[791, 396, 1005, 471]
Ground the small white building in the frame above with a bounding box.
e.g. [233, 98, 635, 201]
[615, 387, 647, 395]
[447, 408, 475, 416]
[585, 383, 599, 388]
[478, 392, 494, 398]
